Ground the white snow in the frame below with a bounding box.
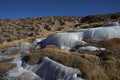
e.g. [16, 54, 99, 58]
[33, 38, 46, 43]
[33, 57, 83, 80]
[78, 46, 105, 51]
[4, 22, 120, 80]
[103, 22, 120, 26]
[45, 32, 86, 50]
[0, 55, 13, 61]
[36, 22, 120, 50]
[2, 22, 120, 80]
[5, 56, 84, 80]
[69, 22, 120, 40]
[5, 58, 40, 80]
[2, 43, 38, 55]
[66, 73, 84, 80]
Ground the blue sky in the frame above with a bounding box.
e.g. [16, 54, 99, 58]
[0, 0, 120, 19]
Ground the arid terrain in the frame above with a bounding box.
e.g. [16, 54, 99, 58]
[0, 12, 120, 43]
[0, 12, 120, 80]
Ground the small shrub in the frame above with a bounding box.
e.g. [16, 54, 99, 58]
[44, 25, 51, 31]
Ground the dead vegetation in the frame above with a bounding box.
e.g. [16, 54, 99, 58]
[19, 38, 120, 80]
[0, 63, 15, 71]
[0, 38, 120, 80]
[0, 12, 120, 43]
[22, 42, 120, 80]
[0, 12, 120, 80]
[0, 37, 35, 51]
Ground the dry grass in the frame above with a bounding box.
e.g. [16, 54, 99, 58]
[0, 63, 15, 71]
[23, 47, 70, 65]
[72, 54, 109, 80]
[0, 13, 120, 80]
[98, 38, 120, 48]
[80, 22, 104, 28]
[0, 38, 119, 80]
[0, 37, 120, 80]
[0, 12, 120, 44]
[17, 38, 120, 80]
[23, 47, 120, 80]
[98, 50, 120, 80]
[0, 30, 63, 51]
[0, 37, 35, 51]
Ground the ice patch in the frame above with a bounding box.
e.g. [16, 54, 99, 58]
[68, 22, 120, 40]
[2, 43, 38, 55]
[5, 56, 84, 80]
[78, 46, 105, 51]
[0, 55, 13, 62]
[45, 32, 86, 50]
[103, 22, 120, 26]
[5, 58, 40, 80]
[33, 38, 46, 43]
[33, 57, 83, 80]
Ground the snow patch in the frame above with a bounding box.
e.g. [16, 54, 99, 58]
[45, 32, 86, 50]
[5, 58, 40, 80]
[33, 57, 83, 80]
[68, 22, 120, 40]
[5, 56, 84, 80]
[78, 46, 105, 51]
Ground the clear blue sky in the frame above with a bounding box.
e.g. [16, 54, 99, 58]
[0, 0, 120, 19]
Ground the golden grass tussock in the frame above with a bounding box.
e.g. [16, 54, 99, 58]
[80, 22, 104, 28]
[0, 42, 118, 80]
[24, 47, 70, 65]
[24, 46, 120, 80]
[0, 13, 120, 80]
[98, 50, 120, 80]
[0, 30, 64, 51]
[74, 54, 109, 80]
[0, 63, 15, 71]
[0, 37, 35, 51]
[99, 38, 120, 48]
[23, 47, 114, 80]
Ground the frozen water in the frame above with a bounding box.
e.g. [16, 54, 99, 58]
[45, 32, 86, 50]
[78, 46, 105, 51]
[68, 22, 120, 40]
[5, 57, 40, 80]
[33, 57, 83, 80]
[5, 56, 84, 80]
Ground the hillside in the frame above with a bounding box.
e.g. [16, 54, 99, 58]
[0, 12, 120, 43]
[0, 12, 120, 80]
